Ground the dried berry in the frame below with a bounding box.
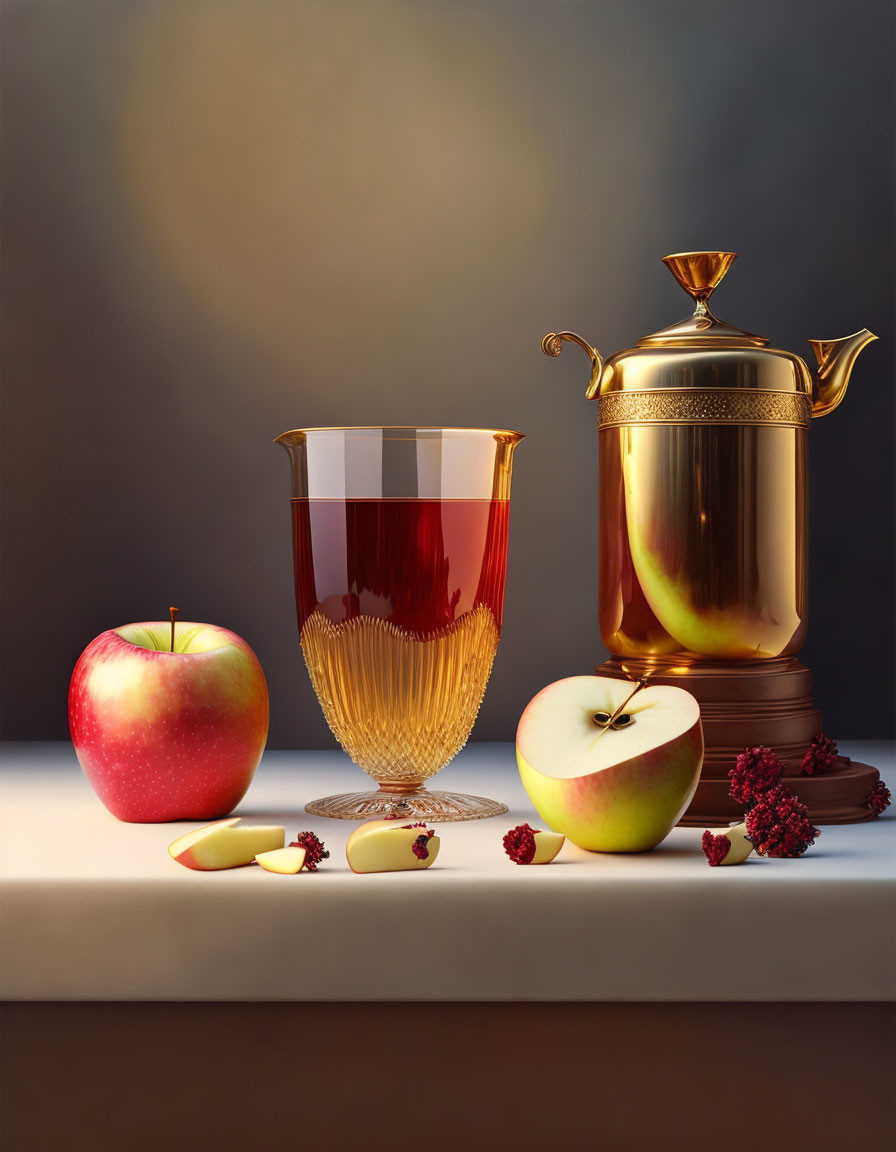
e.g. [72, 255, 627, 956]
[801, 733, 848, 776]
[503, 823, 538, 865]
[702, 830, 731, 867]
[728, 746, 784, 809]
[411, 834, 431, 860]
[404, 823, 435, 859]
[744, 784, 819, 858]
[289, 831, 330, 871]
[867, 780, 891, 817]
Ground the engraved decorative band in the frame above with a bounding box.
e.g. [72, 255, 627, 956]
[597, 389, 812, 428]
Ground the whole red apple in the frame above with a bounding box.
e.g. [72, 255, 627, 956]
[69, 621, 269, 822]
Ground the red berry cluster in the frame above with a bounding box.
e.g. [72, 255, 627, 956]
[503, 823, 538, 865]
[867, 781, 891, 817]
[701, 831, 731, 867]
[744, 784, 820, 858]
[289, 831, 330, 871]
[400, 822, 430, 831]
[411, 832, 434, 860]
[710, 745, 821, 865]
[728, 746, 783, 808]
[801, 733, 848, 776]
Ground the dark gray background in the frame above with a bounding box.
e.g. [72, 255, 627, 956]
[2, 0, 893, 745]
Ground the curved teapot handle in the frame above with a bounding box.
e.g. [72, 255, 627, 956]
[541, 332, 604, 399]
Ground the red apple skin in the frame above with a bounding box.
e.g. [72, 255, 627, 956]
[69, 623, 269, 823]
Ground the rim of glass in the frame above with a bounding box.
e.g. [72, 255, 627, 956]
[275, 426, 524, 441]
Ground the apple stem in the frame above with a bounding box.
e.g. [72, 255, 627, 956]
[169, 606, 179, 652]
[592, 677, 648, 740]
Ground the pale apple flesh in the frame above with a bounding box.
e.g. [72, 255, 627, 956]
[168, 818, 285, 870]
[255, 846, 307, 874]
[346, 820, 440, 874]
[705, 822, 754, 865]
[516, 676, 703, 853]
[529, 829, 565, 864]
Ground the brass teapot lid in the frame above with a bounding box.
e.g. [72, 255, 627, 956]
[542, 250, 876, 410]
[639, 251, 767, 348]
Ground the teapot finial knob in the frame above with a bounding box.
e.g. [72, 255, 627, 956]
[662, 251, 738, 303]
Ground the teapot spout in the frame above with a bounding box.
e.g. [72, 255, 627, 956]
[808, 329, 877, 418]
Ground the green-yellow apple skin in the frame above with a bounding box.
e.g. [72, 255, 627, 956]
[516, 678, 703, 852]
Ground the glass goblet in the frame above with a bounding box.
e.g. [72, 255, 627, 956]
[276, 426, 523, 821]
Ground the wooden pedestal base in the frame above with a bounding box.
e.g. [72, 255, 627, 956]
[598, 656, 881, 826]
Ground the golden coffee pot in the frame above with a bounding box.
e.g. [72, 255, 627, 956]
[543, 250, 876, 662]
[543, 251, 880, 824]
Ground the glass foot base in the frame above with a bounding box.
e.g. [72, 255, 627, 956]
[305, 787, 508, 822]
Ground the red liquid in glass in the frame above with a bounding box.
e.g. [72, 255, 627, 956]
[291, 498, 510, 636]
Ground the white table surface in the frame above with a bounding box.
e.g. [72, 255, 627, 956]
[1, 741, 894, 1002]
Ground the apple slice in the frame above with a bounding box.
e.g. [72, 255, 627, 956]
[503, 823, 565, 864]
[168, 817, 285, 870]
[517, 675, 703, 852]
[255, 846, 307, 874]
[346, 820, 440, 874]
[531, 829, 565, 863]
[702, 822, 754, 866]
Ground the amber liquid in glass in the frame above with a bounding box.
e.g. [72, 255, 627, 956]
[291, 498, 509, 786]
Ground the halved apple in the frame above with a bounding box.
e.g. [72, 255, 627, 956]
[168, 817, 285, 870]
[346, 820, 440, 874]
[255, 846, 307, 874]
[516, 675, 703, 852]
